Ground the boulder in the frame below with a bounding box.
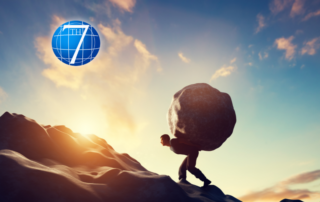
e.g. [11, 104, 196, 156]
[167, 83, 236, 151]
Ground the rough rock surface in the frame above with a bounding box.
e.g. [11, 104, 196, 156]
[167, 83, 237, 151]
[280, 199, 304, 202]
[0, 112, 241, 202]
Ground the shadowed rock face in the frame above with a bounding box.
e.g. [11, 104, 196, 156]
[167, 83, 236, 151]
[0, 112, 241, 202]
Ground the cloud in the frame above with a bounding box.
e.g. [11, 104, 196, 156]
[259, 52, 269, 60]
[284, 170, 320, 184]
[301, 37, 320, 55]
[269, 0, 305, 17]
[274, 36, 297, 60]
[0, 87, 7, 104]
[255, 14, 266, 33]
[35, 15, 160, 136]
[34, 15, 83, 89]
[99, 19, 133, 57]
[109, 0, 136, 13]
[239, 170, 320, 202]
[230, 57, 236, 64]
[270, 0, 293, 14]
[290, 0, 305, 17]
[80, 0, 136, 15]
[178, 52, 191, 63]
[302, 10, 320, 21]
[135, 40, 160, 71]
[210, 65, 236, 81]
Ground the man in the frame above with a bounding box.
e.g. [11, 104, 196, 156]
[160, 134, 211, 188]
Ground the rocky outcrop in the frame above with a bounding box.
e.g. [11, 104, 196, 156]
[0, 112, 240, 202]
[280, 199, 303, 202]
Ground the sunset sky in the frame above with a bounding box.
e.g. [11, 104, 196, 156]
[0, 0, 320, 201]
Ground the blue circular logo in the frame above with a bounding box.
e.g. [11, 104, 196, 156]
[52, 20, 100, 66]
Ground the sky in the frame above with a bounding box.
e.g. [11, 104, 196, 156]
[0, 0, 320, 201]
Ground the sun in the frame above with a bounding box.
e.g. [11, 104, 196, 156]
[76, 124, 96, 136]
[70, 118, 103, 137]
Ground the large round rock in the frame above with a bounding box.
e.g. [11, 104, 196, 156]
[167, 83, 236, 151]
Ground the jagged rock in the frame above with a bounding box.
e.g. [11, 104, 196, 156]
[0, 112, 240, 202]
[167, 83, 236, 151]
[280, 199, 303, 202]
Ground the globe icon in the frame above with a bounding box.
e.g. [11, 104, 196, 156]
[52, 20, 100, 66]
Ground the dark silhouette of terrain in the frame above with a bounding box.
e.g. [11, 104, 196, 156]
[0, 112, 303, 202]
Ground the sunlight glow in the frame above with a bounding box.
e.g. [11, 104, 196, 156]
[70, 118, 102, 137]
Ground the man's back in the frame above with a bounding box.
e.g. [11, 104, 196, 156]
[170, 138, 199, 155]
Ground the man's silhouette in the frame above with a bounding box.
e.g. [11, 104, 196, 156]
[161, 134, 211, 188]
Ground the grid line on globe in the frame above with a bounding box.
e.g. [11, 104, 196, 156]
[52, 20, 100, 66]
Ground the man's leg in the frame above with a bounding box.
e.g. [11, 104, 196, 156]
[187, 150, 211, 188]
[186, 149, 198, 170]
[178, 156, 188, 180]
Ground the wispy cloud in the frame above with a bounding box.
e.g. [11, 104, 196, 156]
[211, 65, 236, 81]
[290, 0, 305, 17]
[0, 87, 7, 104]
[284, 170, 320, 184]
[35, 15, 160, 136]
[239, 170, 320, 202]
[259, 52, 269, 60]
[255, 14, 266, 33]
[178, 52, 191, 63]
[270, 0, 293, 14]
[274, 36, 297, 60]
[109, 0, 136, 13]
[135, 39, 161, 71]
[80, 0, 136, 15]
[99, 19, 133, 57]
[301, 37, 320, 55]
[269, 0, 306, 18]
[34, 16, 83, 89]
[302, 9, 320, 21]
[211, 57, 237, 80]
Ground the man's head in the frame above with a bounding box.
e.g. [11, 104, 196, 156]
[160, 134, 170, 146]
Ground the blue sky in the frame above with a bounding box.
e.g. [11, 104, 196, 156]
[0, 0, 320, 201]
